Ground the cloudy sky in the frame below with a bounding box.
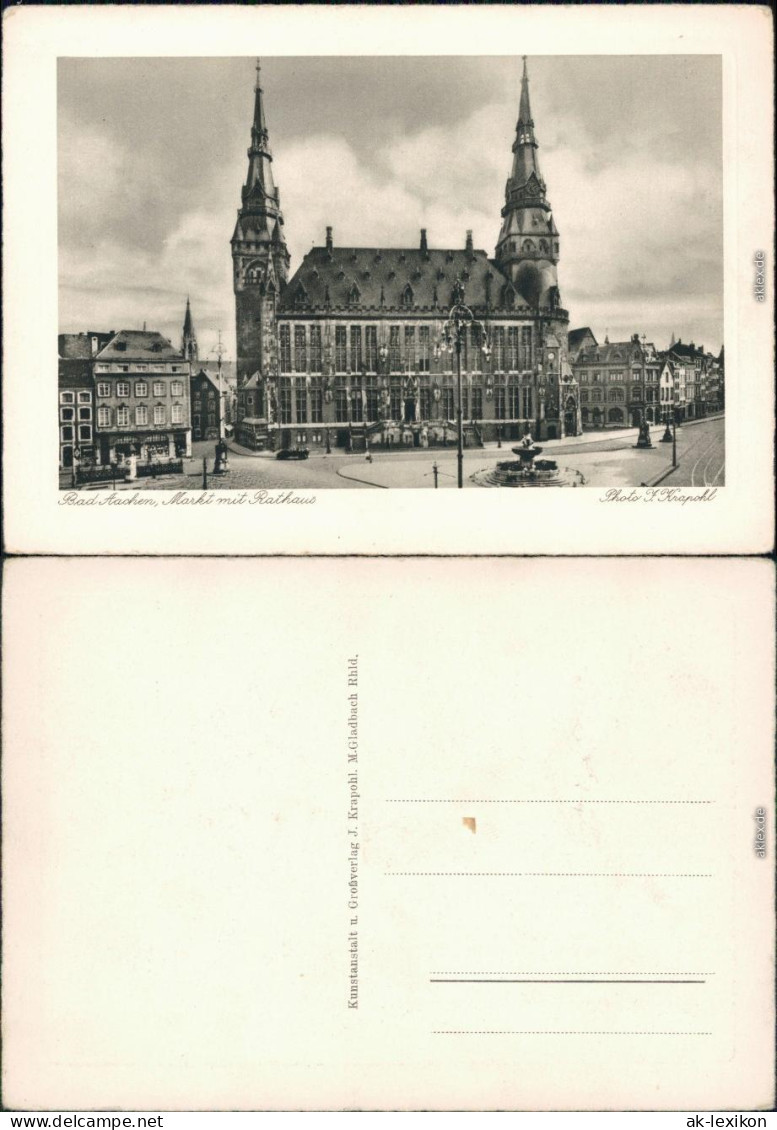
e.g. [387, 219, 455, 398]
[58, 54, 723, 358]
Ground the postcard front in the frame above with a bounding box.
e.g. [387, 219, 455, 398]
[2, 4, 774, 554]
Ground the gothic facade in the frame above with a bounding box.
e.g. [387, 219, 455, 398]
[233, 60, 581, 452]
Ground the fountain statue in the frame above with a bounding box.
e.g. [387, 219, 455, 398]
[472, 433, 585, 488]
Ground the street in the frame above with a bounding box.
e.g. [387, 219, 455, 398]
[62, 416, 724, 492]
[336, 415, 725, 489]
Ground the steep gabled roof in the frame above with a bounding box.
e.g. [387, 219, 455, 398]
[96, 330, 185, 362]
[568, 327, 597, 351]
[668, 340, 705, 361]
[196, 360, 237, 387]
[576, 340, 640, 365]
[192, 368, 223, 393]
[279, 246, 519, 314]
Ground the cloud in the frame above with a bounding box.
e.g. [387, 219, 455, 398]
[546, 137, 722, 346]
[278, 134, 426, 259]
[58, 61, 724, 356]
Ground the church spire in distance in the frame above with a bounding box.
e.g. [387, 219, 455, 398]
[181, 295, 198, 364]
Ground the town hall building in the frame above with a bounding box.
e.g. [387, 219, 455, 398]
[233, 59, 581, 452]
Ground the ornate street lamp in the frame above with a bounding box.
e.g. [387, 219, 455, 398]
[535, 361, 545, 437]
[434, 293, 491, 488]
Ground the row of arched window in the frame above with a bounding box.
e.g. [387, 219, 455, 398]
[581, 407, 628, 424]
[579, 387, 657, 405]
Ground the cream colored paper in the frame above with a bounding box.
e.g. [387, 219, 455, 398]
[2, 4, 775, 555]
[3, 557, 774, 1110]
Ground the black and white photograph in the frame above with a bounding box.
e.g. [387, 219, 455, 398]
[2, 5, 775, 1121]
[57, 54, 725, 492]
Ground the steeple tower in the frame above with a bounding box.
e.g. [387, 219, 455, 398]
[232, 59, 289, 282]
[242, 60, 278, 212]
[181, 296, 198, 365]
[232, 59, 290, 389]
[495, 57, 560, 309]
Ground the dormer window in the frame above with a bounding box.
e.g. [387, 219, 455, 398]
[347, 284, 361, 306]
[115, 341, 127, 352]
[401, 285, 414, 308]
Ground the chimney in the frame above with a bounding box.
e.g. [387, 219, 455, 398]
[420, 229, 428, 254]
[325, 226, 333, 253]
[465, 230, 474, 256]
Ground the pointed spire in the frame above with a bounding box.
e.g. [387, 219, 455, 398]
[518, 56, 534, 137]
[241, 56, 278, 210]
[509, 56, 543, 190]
[181, 296, 198, 364]
[495, 55, 559, 300]
[252, 58, 268, 147]
[233, 58, 290, 282]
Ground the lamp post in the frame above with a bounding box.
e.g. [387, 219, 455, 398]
[209, 329, 227, 441]
[535, 364, 545, 439]
[434, 297, 490, 488]
[378, 342, 389, 446]
[672, 401, 678, 468]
